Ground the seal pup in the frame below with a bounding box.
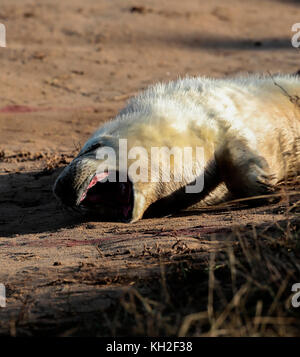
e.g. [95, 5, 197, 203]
[53, 74, 300, 222]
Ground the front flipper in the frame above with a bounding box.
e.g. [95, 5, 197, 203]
[216, 137, 276, 199]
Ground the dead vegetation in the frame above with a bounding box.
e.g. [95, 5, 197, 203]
[89, 213, 300, 337]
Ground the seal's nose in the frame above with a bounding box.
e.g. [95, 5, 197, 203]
[53, 157, 100, 207]
[53, 171, 78, 207]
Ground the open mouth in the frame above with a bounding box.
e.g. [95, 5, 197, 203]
[79, 172, 133, 221]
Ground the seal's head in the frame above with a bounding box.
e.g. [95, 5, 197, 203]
[53, 85, 209, 222]
[53, 135, 158, 223]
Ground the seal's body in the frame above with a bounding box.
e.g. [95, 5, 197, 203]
[54, 74, 300, 222]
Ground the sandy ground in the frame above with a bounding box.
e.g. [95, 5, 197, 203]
[0, 0, 300, 335]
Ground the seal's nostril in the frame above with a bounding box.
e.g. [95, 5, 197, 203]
[53, 174, 77, 207]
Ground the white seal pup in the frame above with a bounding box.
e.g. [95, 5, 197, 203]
[53, 74, 300, 222]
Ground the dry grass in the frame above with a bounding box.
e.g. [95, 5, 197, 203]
[102, 213, 300, 337]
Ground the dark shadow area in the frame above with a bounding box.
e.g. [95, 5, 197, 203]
[164, 35, 295, 51]
[112, 29, 296, 52]
[0, 168, 89, 237]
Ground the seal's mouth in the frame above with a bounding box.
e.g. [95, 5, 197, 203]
[79, 172, 134, 221]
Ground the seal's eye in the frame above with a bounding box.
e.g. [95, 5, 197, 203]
[79, 143, 102, 156]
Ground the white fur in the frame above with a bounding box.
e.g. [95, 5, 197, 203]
[59, 74, 300, 222]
